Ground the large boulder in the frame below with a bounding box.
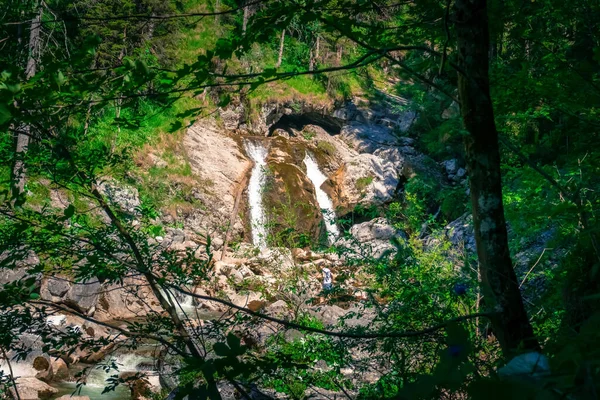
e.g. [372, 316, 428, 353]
[40, 277, 100, 314]
[337, 218, 406, 259]
[94, 275, 162, 322]
[308, 305, 347, 326]
[50, 357, 69, 381]
[11, 377, 58, 400]
[329, 154, 400, 211]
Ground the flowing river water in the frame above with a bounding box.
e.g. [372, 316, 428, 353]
[244, 140, 269, 249]
[303, 152, 339, 244]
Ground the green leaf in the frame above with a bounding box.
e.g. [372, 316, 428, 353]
[213, 342, 231, 357]
[218, 94, 231, 108]
[64, 204, 75, 219]
[262, 68, 277, 78]
[0, 103, 11, 125]
[29, 293, 40, 300]
[6, 83, 20, 94]
[227, 333, 241, 352]
[56, 71, 66, 87]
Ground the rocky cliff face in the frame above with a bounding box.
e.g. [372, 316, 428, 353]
[205, 98, 433, 243]
[183, 121, 251, 249]
[171, 97, 435, 248]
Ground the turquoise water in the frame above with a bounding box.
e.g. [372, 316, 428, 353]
[51, 381, 131, 400]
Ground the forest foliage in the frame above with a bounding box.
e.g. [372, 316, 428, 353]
[0, 0, 599, 399]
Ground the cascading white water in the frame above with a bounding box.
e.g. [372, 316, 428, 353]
[86, 354, 153, 386]
[0, 360, 37, 379]
[244, 140, 269, 248]
[303, 152, 339, 244]
[50, 353, 156, 400]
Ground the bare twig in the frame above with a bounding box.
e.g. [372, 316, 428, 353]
[519, 248, 553, 288]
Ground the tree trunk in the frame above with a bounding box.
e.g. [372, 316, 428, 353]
[454, 0, 539, 356]
[336, 43, 343, 65]
[275, 29, 285, 68]
[309, 36, 319, 71]
[242, 3, 249, 34]
[12, 6, 42, 197]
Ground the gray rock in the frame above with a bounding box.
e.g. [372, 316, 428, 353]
[332, 153, 400, 207]
[65, 278, 101, 314]
[284, 329, 304, 342]
[442, 159, 459, 175]
[445, 213, 476, 253]
[219, 105, 245, 130]
[45, 278, 70, 297]
[249, 248, 295, 274]
[309, 305, 347, 326]
[337, 218, 406, 259]
[98, 181, 140, 214]
[333, 102, 359, 121]
[40, 277, 100, 314]
[340, 122, 400, 154]
[94, 276, 162, 322]
[265, 300, 288, 318]
[166, 228, 186, 244]
[0, 250, 41, 285]
[229, 269, 244, 284]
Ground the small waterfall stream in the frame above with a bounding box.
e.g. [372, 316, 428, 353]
[303, 152, 339, 244]
[244, 140, 269, 248]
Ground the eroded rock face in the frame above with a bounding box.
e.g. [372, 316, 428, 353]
[329, 153, 399, 211]
[340, 122, 411, 154]
[184, 121, 251, 249]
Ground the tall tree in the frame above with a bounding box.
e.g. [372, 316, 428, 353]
[12, 4, 41, 197]
[275, 29, 285, 68]
[454, 0, 538, 354]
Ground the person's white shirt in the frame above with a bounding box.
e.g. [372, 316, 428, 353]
[322, 267, 332, 290]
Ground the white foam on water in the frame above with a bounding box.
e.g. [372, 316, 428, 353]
[0, 360, 37, 379]
[245, 140, 269, 249]
[303, 152, 339, 244]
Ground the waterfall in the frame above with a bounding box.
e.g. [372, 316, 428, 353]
[244, 140, 269, 248]
[303, 152, 339, 244]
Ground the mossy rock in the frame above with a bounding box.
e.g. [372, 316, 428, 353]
[263, 161, 323, 247]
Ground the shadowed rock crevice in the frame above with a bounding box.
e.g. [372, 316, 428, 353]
[268, 112, 343, 136]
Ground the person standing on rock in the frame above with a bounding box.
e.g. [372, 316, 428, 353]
[322, 267, 333, 291]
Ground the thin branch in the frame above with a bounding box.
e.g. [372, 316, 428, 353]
[166, 283, 496, 339]
[28, 300, 186, 357]
[519, 248, 553, 288]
